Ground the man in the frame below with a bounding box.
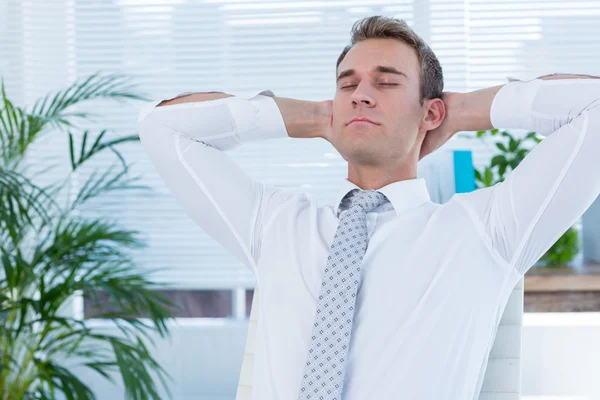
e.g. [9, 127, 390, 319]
[137, 15, 600, 400]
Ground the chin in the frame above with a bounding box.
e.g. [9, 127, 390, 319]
[344, 146, 382, 163]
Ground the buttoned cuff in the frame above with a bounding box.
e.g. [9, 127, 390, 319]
[137, 89, 288, 142]
[490, 77, 544, 130]
[231, 89, 290, 143]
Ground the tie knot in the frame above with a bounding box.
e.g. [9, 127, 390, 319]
[345, 189, 389, 214]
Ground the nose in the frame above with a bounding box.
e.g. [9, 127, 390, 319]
[353, 98, 372, 106]
[350, 84, 376, 107]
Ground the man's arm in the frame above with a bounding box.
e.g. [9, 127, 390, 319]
[137, 90, 329, 276]
[154, 91, 329, 139]
[454, 73, 600, 132]
[453, 74, 600, 276]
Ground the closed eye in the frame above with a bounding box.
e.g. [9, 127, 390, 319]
[340, 83, 398, 89]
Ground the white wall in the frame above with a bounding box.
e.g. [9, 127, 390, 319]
[522, 313, 600, 399]
[69, 313, 600, 400]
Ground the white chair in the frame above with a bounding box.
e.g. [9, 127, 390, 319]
[235, 278, 524, 400]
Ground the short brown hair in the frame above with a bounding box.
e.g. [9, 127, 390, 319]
[336, 15, 443, 106]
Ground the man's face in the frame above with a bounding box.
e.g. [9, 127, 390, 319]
[332, 38, 426, 167]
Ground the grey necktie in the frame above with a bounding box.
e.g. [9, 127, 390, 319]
[298, 189, 389, 400]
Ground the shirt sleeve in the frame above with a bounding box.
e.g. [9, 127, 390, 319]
[136, 89, 297, 277]
[455, 77, 600, 276]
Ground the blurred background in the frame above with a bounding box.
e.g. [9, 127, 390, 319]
[3, 0, 600, 399]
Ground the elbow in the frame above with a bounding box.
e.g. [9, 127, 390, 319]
[136, 102, 162, 144]
[137, 101, 161, 126]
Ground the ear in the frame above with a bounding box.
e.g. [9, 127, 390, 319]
[419, 97, 445, 133]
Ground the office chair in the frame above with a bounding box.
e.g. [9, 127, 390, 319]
[235, 278, 524, 400]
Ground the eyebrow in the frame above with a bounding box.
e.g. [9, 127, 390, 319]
[336, 65, 409, 84]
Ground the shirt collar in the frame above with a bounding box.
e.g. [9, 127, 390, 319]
[333, 177, 431, 218]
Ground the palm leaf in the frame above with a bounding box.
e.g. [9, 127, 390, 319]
[30, 71, 150, 130]
[0, 71, 174, 399]
[68, 129, 140, 172]
[68, 164, 149, 211]
[0, 169, 56, 247]
[34, 361, 96, 400]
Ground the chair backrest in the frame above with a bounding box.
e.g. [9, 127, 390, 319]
[235, 278, 524, 400]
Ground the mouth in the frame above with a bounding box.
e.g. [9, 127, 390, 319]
[348, 116, 380, 126]
[348, 119, 380, 128]
[349, 120, 378, 126]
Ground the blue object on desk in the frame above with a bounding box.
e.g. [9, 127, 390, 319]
[453, 150, 476, 194]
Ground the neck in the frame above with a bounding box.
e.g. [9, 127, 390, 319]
[347, 157, 418, 190]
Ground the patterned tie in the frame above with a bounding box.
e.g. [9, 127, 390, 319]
[298, 189, 389, 400]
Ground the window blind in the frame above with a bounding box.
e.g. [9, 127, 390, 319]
[2, 0, 598, 288]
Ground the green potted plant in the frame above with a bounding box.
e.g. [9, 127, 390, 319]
[466, 128, 580, 270]
[0, 71, 176, 399]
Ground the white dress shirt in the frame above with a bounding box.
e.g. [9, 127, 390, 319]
[137, 77, 600, 399]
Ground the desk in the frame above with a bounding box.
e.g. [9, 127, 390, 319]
[525, 262, 600, 312]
